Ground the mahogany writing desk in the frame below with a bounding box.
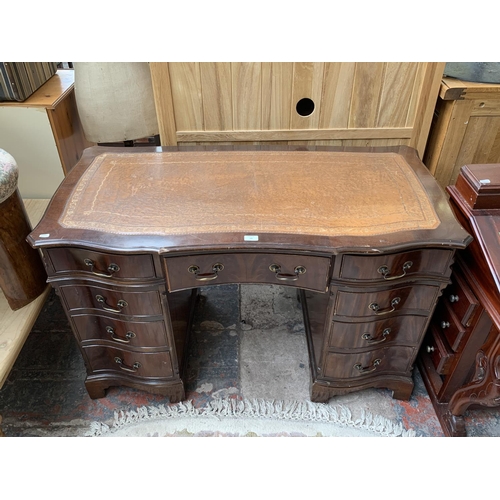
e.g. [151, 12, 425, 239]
[28, 146, 470, 403]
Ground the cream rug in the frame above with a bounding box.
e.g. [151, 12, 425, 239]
[85, 398, 416, 437]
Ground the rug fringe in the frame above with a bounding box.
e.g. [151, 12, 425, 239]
[85, 398, 417, 437]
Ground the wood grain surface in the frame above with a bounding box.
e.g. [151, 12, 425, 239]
[149, 63, 444, 156]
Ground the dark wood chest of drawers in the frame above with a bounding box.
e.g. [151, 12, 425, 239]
[28, 146, 470, 403]
[419, 163, 500, 436]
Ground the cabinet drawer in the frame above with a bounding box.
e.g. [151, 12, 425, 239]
[322, 346, 414, 380]
[333, 284, 439, 318]
[83, 346, 174, 378]
[59, 284, 163, 316]
[45, 247, 156, 280]
[339, 249, 453, 282]
[328, 315, 427, 350]
[432, 301, 466, 352]
[442, 269, 478, 327]
[72, 314, 168, 348]
[423, 325, 454, 375]
[164, 253, 331, 292]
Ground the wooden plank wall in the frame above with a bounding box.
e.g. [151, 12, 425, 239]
[150, 62, 445, 157]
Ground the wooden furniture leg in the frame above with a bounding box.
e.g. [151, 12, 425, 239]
[449, 331, 500, 416]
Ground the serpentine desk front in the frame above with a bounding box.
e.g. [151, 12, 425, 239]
[28, 146, 470, 403]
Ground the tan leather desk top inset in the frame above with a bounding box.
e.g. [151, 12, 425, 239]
[59, 150, 439, 237]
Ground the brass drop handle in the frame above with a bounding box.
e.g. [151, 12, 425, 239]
[114, 357, 141, 373]
[441, 321, 450, 329]
[106, 326, 136, 344]
[427, 346, 435, 353]
[84, 258, 120, 278]
[449, 295, 459, 303]
[377, 261, 413, 280]
[362, 328, 391, 345]
[354, 358, 381, 374]
[188, 263, 224, 281]
[369, 297, 400, 315]
[95, 295, 128, 313]
[269, 264, 306, 281]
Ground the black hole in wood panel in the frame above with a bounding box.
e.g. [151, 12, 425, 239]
[296, 98, 315, 117]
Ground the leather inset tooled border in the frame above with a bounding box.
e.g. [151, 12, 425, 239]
[59, 151, 439, 237]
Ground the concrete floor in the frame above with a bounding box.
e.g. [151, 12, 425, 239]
[1, 284, 499, 437]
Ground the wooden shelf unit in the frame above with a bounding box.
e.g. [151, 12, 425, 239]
[0, 70, 93, 199]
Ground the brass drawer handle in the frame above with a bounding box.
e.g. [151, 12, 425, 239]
[95, 295, 128, 313]
[188, 263, 224, 281]
[114, 357, 141, 373]
[354, 358, 381, 374]
[449, 294, 459, 303]
[369, 297, 400, 315]
[441, 321, 450, 329]
[269, 264, 306, 281]
[377, 261, 413, 280]
[362, 328, 391, 344]
[84, 258, 120, 278]
[106, 326, 136, 344]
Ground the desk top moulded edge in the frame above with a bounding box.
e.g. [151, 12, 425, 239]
[27, 145, 472, 256]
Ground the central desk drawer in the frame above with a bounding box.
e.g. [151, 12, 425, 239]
[164, 253, 331, 292]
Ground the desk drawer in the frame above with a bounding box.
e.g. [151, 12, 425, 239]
[328, 315, 427, 350]
[83, 346, 174, 379]
[322, 346, 414, 380]
[72, 314, 168, 348]
[339, 249, 453, 282]
[164, 253, 331, 292]
[333, 284, 439, 318]
[59, 284, 163, 316]
[46, 247, 156, 280]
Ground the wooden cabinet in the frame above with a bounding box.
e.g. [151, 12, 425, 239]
[28, 145, 470, 402]
[418, 163, 500, 436]
[150, 63, 444, 157]
[0, 70, 93, 198]
[424, 77, 500, 189]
